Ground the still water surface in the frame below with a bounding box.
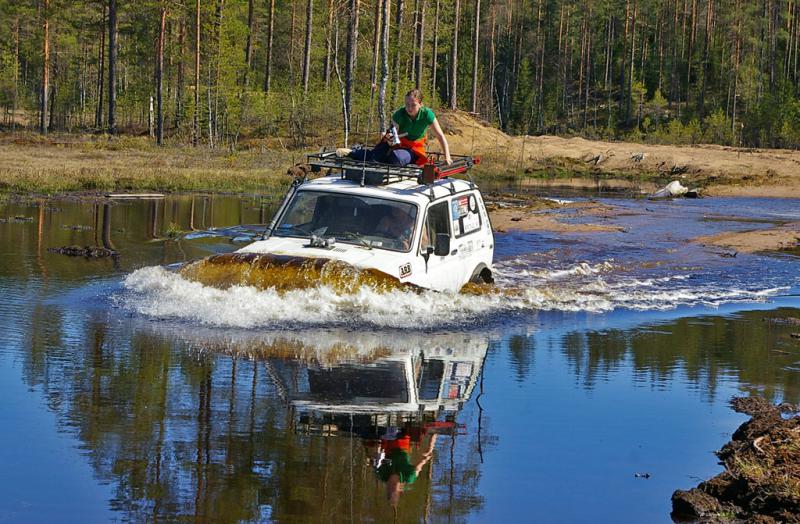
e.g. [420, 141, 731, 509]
[1, 193, 800, 523]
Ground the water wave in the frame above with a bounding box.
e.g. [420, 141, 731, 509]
[119, 260, 788, 329]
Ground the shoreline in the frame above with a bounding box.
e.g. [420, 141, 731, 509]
[4, 183, 799, 254]
[672, 396, 800, 522]
[2, 116, 800, 197]
[694, 223, 800, 254]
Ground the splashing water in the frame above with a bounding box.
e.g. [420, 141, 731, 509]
[120, 254, 788, 329]
[179, 252, 415, 293]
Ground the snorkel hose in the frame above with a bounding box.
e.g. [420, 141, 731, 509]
[262, 173, 306, 240]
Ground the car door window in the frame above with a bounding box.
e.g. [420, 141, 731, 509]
[420, 201, 450, 253]
[450, 192, 482, 237]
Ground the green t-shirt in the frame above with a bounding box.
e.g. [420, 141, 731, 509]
[392, 106, 436, 141]
[376, 449, 418, 484]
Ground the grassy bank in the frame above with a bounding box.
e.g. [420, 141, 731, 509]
[672, 396, 800, 522]
[0, 133, 292, 195]
[2, 110, 800, 197]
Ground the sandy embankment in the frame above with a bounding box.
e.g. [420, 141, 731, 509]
[695, 223, 800, 253]
[485, 194, 626, 234]
[438, 110, 800, 198]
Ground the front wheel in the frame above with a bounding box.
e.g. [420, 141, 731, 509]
[469, 265, 494, 284]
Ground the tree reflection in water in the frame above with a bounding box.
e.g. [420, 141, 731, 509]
[14, 303, 800, 521]
[555, 308, 800, 403]
[20, 322, 492, 522]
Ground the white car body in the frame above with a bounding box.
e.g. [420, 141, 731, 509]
[285, 333, 490, 416]
[238, 175, 495, 292]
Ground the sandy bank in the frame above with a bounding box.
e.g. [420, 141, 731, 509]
[485, 192, 799, 255]
[484, 194, 625, 234]
[2, 112, 800, 197]
[438, 111, 800, 198]
[695, 223, 800, 253]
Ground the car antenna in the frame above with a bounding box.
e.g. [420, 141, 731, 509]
[359, 147, 367, 187]
[361, 103, 378, 187]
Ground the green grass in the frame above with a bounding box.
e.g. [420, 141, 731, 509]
[0, 130, 692, 196]
[0, 133, 294, 195]
[165, 222, 184, 239]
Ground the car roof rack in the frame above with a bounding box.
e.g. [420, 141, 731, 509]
[306, 150, 478, 186]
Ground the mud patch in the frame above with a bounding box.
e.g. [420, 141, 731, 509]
[671, 396, 800, 523]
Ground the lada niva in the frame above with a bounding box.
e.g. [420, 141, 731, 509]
[238, 152, 494, 292]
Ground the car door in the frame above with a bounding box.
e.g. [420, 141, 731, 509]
[448, 191, 491, 284]
[418, 200, 462, 291]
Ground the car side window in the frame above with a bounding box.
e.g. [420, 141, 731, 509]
[420, 201, 450, 252]
[450, 192, 482, 237]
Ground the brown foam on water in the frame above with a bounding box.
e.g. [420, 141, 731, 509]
[460, 282, 497, 295]
[179, 252, 417, 294]
[200, 336, 393, 365]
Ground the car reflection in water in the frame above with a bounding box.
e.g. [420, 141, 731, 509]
[259, 332, 489, 510]
[90, 323, 493, 521]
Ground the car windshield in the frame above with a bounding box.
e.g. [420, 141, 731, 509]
[274, 190, 418, 252]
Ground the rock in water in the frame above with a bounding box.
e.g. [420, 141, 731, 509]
[671, 489, 725, 520]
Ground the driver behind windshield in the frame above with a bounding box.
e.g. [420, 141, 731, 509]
[275, 192, 417, 251]
[374, 205, 416, 249]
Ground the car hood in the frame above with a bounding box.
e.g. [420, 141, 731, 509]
[236, 236, 409, 277]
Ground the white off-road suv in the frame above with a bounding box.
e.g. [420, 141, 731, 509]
[238, 152, 494, 292]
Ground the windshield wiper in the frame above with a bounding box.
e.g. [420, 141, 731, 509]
[274, 224, 310, 237]
[336, 231, 373, 250]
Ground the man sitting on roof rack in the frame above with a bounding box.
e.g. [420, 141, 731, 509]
[349, 89, 453, 167]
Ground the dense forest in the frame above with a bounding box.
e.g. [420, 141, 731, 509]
[1, 0, 799, 149]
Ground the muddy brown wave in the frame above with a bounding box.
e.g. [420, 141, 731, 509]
[179, 252, 419, 294]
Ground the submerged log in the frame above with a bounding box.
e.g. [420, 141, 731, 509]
[0, 215, 34, 223]
[48, 245, 118, 258]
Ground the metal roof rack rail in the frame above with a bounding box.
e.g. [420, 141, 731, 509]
[306, 151, 477, 186]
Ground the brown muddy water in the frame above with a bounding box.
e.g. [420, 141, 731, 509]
[1, 193, 800, 523]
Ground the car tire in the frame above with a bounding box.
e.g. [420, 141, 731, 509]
[469, 265, 494, 284]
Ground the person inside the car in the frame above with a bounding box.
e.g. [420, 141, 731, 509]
[374, 205, 416, 249]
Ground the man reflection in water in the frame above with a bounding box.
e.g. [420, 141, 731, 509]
[371, 425, 439, 507]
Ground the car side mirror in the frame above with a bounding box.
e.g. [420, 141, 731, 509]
[434, 233, 450, 256]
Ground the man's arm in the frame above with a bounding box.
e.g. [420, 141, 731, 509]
[414, 434, 438, 476]
[430, 118, 452, 165]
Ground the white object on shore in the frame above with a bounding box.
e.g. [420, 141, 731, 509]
[542, 197, 573, 205]
[650, 180, 688, 199]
